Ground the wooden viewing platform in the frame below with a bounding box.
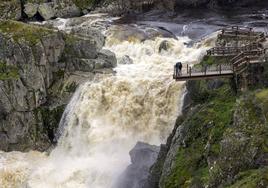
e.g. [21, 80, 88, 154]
[173, 26, 267, 82]
[174, 64, 234, 81]
[218, 26, 265, 42]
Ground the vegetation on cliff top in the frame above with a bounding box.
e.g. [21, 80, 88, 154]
[0, 20, 54, 45]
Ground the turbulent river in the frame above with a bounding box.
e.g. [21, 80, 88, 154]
[0, 8, 267, 188]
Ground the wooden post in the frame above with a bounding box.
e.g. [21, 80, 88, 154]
[189, 67, 192, 77]
[187, 64, 189, 74]
[204, 66, 207, 76]
[220, 64, 222, 74]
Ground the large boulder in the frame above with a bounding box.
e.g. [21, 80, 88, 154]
[70, 27, 105, 50]
[53, 2, 81, 18]
[38, 3, 55, 20]
[97, 49, 117, 68]
[118, 55, 134, 65]
[115, 142, 160, 188]
[24, 3, 39, 18]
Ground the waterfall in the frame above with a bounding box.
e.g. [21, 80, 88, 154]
[0, 18, 212, 188]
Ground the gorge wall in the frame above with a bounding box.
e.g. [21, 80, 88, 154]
[0, 20, 116, 151]
[147, 78, 268, 188]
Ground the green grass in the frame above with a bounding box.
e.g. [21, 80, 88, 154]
[228, 168, 268, 188]
[0, 61, 19, 80]
[162, 81, 236, 188]
[0, 20, 53, 45]
[256, 89, 268, 119]
[72, 0, 97, 9]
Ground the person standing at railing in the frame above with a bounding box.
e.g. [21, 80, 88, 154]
[175, 62, 182, 77]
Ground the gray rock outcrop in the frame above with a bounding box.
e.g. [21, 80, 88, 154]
[115, 142, 160, 188]
[38, 3, 55, 20]
[119, 55, 133, 65]
[0, 0, 95, 21]
[147, 79, 268, 188]
[0, 20, 116, 151]
[24, 3, 39, 18]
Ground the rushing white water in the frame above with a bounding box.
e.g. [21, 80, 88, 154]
[0, 15, 214, 188]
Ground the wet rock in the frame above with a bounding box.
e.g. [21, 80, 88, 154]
[0, 133, 8, 151]
[116, 142, 160, 188]
[97, 49, 117, 68]
[159, 40, 170, 52]
[119, 55, 134, 65]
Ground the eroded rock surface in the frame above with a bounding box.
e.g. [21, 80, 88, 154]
[116, 142, 160, 188]
[0, 20, 116, 151]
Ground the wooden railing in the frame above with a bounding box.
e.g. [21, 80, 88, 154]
[231, 49, 266, 65]
[174, 26, 267, 81]
[223, 26, 253, 33]
[220, 26, 263, 37]
[173, 63, 233, 79]
[207, 42, 261, 56]
[231, 49, 266, 74]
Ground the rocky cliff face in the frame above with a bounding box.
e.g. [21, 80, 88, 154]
[0, 0, 101, 20]
[147, 78, 268, 188]
[0, 20, 116, 151]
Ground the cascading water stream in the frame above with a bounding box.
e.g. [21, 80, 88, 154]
[0, 15, 214, 188]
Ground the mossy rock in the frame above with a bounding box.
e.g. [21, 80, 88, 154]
[0, 20, 54, 45]
[35, 105, 65, 143]
[256, 89, 268, 118]
[228, 168, 268, 188]
[161, 81, 236, 188]
[0, 60, 19, 80]
[209, 93, 268, 187]
[72, 0, 97, 9]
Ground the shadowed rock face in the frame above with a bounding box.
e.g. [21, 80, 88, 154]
[0, 20, 116, 151]
[115, 142, 160, 188]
